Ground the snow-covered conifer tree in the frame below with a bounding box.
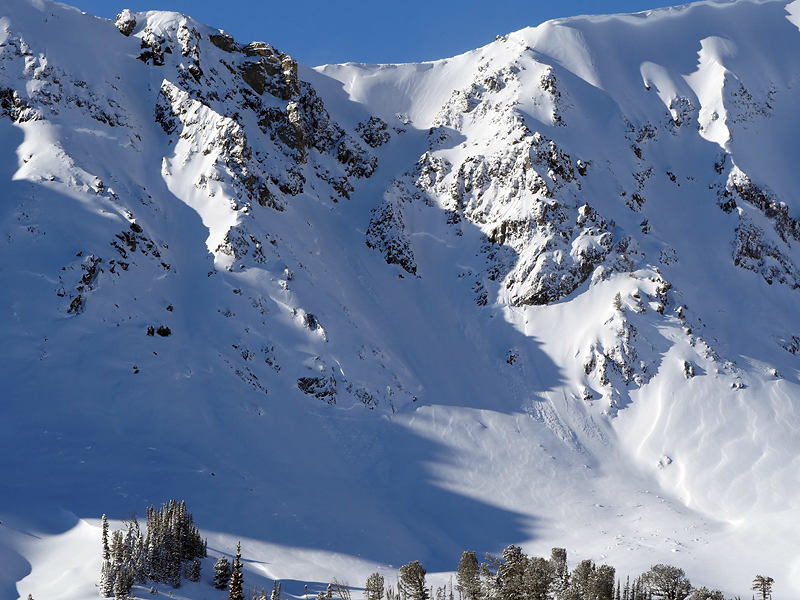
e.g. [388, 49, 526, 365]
[399, 561, 429, 600]
[456, 551, 480, 600]
[184, 558, 201, 582]
[229, 542, 245, 600]
[751, 576, 774, 600]
[366, 573, 385, 600]
[214, 556, 232, 590]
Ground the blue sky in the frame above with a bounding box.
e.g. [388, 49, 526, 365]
[68, 0, 676, 65]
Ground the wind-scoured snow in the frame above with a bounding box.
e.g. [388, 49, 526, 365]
[2, 0, 800, 598]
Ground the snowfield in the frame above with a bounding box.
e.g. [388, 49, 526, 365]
[2, 0, 800, 598]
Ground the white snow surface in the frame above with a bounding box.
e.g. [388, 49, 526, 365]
[2, 0, 800, 597]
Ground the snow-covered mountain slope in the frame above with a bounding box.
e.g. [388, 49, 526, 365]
[3, 0, 800, 597]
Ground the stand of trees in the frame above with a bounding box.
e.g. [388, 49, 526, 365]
[99, 503, 773, 600]
[359, 547, 773, 600]
[99, 499, 207, 598]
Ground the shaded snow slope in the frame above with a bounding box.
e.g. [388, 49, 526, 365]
[2, 0, 800, 598]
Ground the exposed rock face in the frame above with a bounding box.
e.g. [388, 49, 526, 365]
[356, 116, 391, 148]
[386, 58, 619, 308]
[714, 165, 800, 289]
[137, 14, 379, 267]
[366, 180, 418, 276]
[115, 9, 136, 37]
[297, 372, 337, 404]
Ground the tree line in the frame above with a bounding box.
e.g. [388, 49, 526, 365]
[100, 501, 775, 600]
[358, 547, 773, 600]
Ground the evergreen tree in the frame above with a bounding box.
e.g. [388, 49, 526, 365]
[100, 559, 115, 598]
[399, 561, 429, 600]
[751, 576, 773, 600]
[525, 556, 552, 600]
[112, 568, 133, 600]
[456, 551, 481, 600]
[567, 559, 595, 600]
[497, 545, 527, 600]
[687, 587, 724, 600]
[229, 542, 245, 600]
[184, 558, 201, 582]
[480, 553, 501, 600]
[642, 565, 691, 600]
[366, 573, 386, 600]
[102, 515, 110, 561]
[169, 560, 182, 589]
[214, 556, 232, 590]
[549, 548, 569, 600]
[589, 565, 615, 600]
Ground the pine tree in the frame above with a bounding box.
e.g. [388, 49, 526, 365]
[531, 556, 555, 600]
[642, 565, 691, 600]
[113, 568, 133, 600]
[102, 515, 110, 561]
[568, 559, 595, 599]
[479, 553, 501, 600]
[229, 542, 245, 600]
[214, 556, 232, 590]
[366, 573, 386, 600]
[549, 548, 569, 600]
[100, 515, 114, 598]
[496, 545, 526, 600]
[688, 587, 724, 600]
[456, 551, 481, 600]
[751, 576, 773, 600]
[399, 561, 429, 600]
[590, 565, 616, 600]
[100, 559, 115, 598]
[184, 558, 201, 582]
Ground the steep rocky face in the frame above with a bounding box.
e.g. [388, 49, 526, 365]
[348, 5, 800, 413]
[0, 2, 426, 418]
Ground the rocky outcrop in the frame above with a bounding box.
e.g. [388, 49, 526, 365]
[115, 9, 136, 37]
[366, 181, 418, 276]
